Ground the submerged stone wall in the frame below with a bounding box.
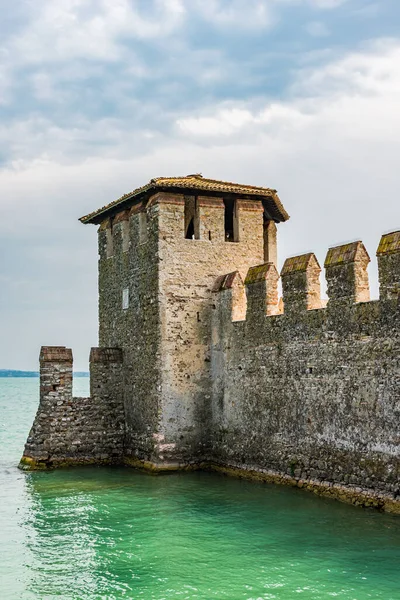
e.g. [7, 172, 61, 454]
[210, 232, 400, 511]
[20, 346, 124, 469]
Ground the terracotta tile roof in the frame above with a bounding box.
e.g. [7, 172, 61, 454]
[40, 346, 72, 362]
[324, 241, 370, 267]
[245, 262, 278, 285]
[281, 253, 320, 275]
[212, 271, 243, 292]
[376, 230, 400, 256]
[80, 174, 289, 224]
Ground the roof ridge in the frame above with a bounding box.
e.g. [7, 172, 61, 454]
[80, 174, 289, 224]
[153, 174, 276, 192]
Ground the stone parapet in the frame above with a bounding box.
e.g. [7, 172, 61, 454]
[245, 262, 279, 318]
[40, 346, 73, 362]
[281, 253, 321, 313]
[20, 346, 125, 470]
[325, 241, 370, 305]
[213, 271, 246, 322]
[377, 230, 400, 302]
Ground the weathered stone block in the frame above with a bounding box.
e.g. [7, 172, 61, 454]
[325, 241, 370, 304]
[245, 262, 279, 317]
[281, 253, 321, 312]
[377, 230, 400, 301]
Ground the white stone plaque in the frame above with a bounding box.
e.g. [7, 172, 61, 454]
[122, 288, 129, 310]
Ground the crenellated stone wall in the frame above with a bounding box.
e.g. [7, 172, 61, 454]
[210, 231, 400, 511]
[20, 217, 400, 513]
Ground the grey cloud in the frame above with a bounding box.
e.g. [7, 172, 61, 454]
[0, 0, 399, 370]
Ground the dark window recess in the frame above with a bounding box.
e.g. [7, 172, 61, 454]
[224, 198, 238, 242]
[208, 230, 212, 241]
[186, 218, 195, 239]
[184, 196, 200, 239]
[52, 384, 59, 391]
[197, 312, 201, 322]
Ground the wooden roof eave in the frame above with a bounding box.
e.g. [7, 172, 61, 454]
[80, 183, 289, 225]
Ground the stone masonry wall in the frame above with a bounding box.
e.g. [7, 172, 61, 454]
[20, 187, 399, 514]
[211, 231, 400, 510]
[96, 191, 272, 466]
[97, 203, 162, 463]
[157, 194, 266, 464]
[20, 346, 124, 468]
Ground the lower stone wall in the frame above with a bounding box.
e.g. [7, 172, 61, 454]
[209, 295, 400, 512]
[207, 463, 400, 513]
[21, 396, 124, 469]
[20, 346, 124, 469]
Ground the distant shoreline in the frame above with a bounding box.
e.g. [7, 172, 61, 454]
[0, 370, 89, 378]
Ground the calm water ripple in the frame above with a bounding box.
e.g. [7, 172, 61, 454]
[1, 379, 400, 599]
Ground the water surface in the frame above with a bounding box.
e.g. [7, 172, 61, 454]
[1, 378, 399, 599]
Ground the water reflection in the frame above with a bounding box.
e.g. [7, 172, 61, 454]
[22, 469, 400, 600]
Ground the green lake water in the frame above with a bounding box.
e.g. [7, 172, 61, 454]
[1, 379, 400, 599]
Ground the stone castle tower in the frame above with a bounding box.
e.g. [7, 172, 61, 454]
[82, 175, 288, 466]
[20, 175, 400, 513]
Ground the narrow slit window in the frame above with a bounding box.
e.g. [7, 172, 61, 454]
[184, 196, 200, 239]
[186, 218, 195, 239]
[224, 199, 239, 242]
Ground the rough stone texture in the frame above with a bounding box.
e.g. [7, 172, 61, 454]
[282, 253, 322, 312]
[213, 271, 246, 322]
[97, 200, 161, 463]
[95, 192, 266, 466]
[20, 183, 400, 513]
[325, 241, 370, 305]
[263, 219, 278, 267]
[245, 263, 280, 317]
[377, 231, 400, 302]
[157, 194, 265, 463]
[211, 237, 400, 511]
[20, 346, 124, 468]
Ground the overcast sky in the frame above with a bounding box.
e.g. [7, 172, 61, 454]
[0, 0, 399, 370]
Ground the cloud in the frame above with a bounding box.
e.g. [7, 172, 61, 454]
[0, 1, 399, 369]
[306, 21, 330, 37]
[305, 0, 348, 7]
[176, 39, 400, 140]
[191, 0, 274, 30]
[273, 0, 348, 8]
[10, 0, 186, 64]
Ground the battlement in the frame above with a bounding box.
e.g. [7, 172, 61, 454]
[20, 346, 124, 469]
[214, 230, 400, 328]
[377, 230, 400, 301]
